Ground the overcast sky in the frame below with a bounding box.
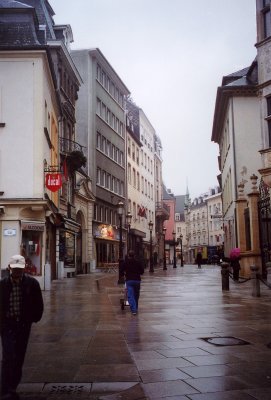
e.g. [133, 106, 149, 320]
[51, 0, 257, 200]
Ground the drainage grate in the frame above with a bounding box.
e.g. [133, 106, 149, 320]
[43, 384, 92, 397]
[201, 336, 251, 346]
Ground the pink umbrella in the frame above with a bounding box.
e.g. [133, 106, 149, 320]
[230, 248, 240, 259]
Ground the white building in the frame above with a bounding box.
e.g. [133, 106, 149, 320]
[211, 65, 262, 257]
[0, 50, 59, 287]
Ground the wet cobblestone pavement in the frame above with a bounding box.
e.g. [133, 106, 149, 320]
[3, 264, 271, 399]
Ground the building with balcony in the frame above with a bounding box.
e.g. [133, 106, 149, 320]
[126, 99, 146, 257]
[0, 0, 87, 284]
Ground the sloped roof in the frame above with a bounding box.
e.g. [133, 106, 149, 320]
[175, 195, 186, 213]
[211, 59, 258, 143]
[0, 0, 32, 8]
[0, 1, 40, 46]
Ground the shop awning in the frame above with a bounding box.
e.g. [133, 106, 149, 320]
[129, 228, 146, 238]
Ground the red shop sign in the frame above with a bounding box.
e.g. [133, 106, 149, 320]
[45, 173, 62, 192]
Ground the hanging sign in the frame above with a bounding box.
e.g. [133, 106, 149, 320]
[45, 173, 62, 192]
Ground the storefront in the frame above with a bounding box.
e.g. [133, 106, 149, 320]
[21, 220, 45, 276]
[58, 217, 81, 277]
[93, 223, 124, 268]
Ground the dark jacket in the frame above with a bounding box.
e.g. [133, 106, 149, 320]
[122, 257, 144, 281]
[0, 274, 44, 329]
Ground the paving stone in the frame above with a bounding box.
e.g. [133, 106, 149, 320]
[8, 265, 271, 399]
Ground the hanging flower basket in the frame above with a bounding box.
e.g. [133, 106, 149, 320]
[67, 150, 87, 172]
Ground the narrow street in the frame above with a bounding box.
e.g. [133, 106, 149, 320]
[10, 264, 271, 399]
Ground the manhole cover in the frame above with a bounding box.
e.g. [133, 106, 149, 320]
[201, 336, 250, 346]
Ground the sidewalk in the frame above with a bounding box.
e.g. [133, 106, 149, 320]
[13, 264, 271, 399]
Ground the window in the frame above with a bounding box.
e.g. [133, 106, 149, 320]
[96, 64, 101, 80]
[120, 122, 123, 137]
[106, 140, 111, 157]
[263, 2, 271, 38]
[96, 168, 101, 185]
[133, 168, 136, 187]
[128, 163, 131, 184]
[267, 97, 271, 146]
[101, 136, 106, 152]
[101, 170, 106, 187]
[102, 103, 106, 120]
[112, 144, 115, 160]
[112, 114, 116, 130]
[136, 149, 139, 165]
[106, 173, 111, 189]
[120, 151, 124, 166]
[115, 148, 119, 163]
[116, 179, 120, 194]
[96, 98, 101, 115]
[101, 70, 105, 86]
[120, 93, 124, 108]
[96, 132, 101, 149]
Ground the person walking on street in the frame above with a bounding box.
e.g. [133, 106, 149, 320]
[0, 255, 44, 400]
[121, 250, 144, 315]
[196, 252, 202, 269]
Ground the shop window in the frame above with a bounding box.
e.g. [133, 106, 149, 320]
[21, 230, 42, 276]
[59, 231, 75, 267]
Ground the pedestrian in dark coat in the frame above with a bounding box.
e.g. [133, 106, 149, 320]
[0, 255, 44, 399]
[196, 252, 203, 269]
[231, 257, 241, 281]
[121, 250, 144, 315]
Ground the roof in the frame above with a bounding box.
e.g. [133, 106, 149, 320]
[0, 0, 32, 8]
[175, 195, 186, 213]
[163, 185, 175, 200]
[211, 60, 258, 143]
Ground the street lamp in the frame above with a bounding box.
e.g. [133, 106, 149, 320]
[179, 233, 184, 267]
[126, 211, 132, 253]
[163, 226, 167, 270]
[117, 200, 124, 284]
[172, 230, 176, 268]
[149, 220, 154, 273]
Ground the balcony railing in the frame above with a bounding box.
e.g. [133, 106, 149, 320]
[59, 137, 86, 155]
[155, 202, 170, 219]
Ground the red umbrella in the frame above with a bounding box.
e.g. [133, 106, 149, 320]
[230, 248, 240, 259]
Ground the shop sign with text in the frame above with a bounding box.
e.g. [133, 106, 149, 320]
[45, 173, 62, 192]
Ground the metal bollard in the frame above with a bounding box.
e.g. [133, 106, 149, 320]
[221, 262, 229, 291]
[250, 265, 260, 297]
